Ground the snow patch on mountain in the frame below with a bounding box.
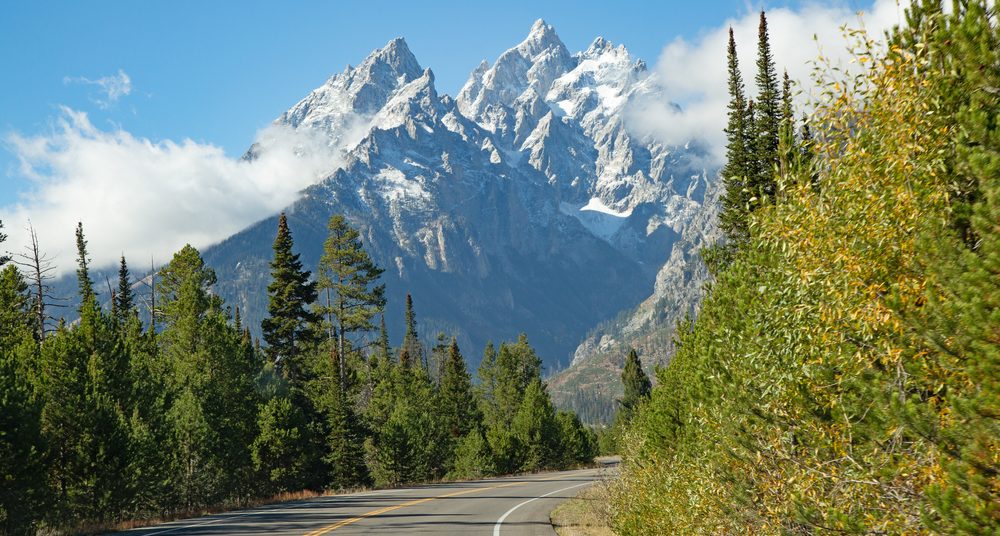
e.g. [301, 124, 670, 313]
[559, 197, 633, 242]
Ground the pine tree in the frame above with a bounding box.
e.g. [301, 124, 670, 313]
[251, 391, 310, 493]
[114, 255, 135, 324]
[315, 215, 385, 388]
[400, 293, 423, 366]
[54, 223, 131, 522]
[262, 213, 318, 383]
[322, 363, 368, 489]
[753, 10, 781, 200]
[481, 335, 543, 474]
[365, 353, 444, 485]
[555, 410, 595, 467]
[619, 348, 651, 421]
[719, 27, 754, 245]
[438, 338, 479, 441]
[74, 223, 96, 314]
[448, 429, 492, 479]
[0, 265, 46, 535]
[158, 244, 259, 506]
[911, 2, 1000, 530]
[511, 378, 559, 472]
[492, 334, 542, 421]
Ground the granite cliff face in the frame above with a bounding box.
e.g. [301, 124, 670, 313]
[203, 20, 718, 381]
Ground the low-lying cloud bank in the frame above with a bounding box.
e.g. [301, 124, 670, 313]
[1, 108, 339, 275]
[627, 0, 908, 164]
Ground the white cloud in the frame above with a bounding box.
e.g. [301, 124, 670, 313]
[64, 69, 133, 108]
[1, 108, 343, 275]
[625, 0, 908, 165]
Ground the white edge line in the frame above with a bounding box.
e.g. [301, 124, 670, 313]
[492, 481, 592, 536]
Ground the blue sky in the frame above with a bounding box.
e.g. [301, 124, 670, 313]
[0, 0, 819, 207]
[0, 0, 897, 273]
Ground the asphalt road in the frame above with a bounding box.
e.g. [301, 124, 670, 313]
[118, 467, 610, 535]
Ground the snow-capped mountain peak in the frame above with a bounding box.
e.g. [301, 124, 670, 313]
[278, 37, 422, 135]
[584, 36, 613, 56]
[205, 20, 717, 386]
[521, 18, 566, 56]
[456, 19, 573, 120]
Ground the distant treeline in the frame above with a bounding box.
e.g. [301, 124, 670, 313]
[0, 212, 596, 534]
[612, 4, 1000, 534]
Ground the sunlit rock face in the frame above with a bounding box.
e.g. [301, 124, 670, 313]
[205, 20, 718, 375]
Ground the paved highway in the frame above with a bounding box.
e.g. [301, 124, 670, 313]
[118, 467, 609, 535]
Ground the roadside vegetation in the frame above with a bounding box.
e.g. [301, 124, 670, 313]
[612, 2, 1000, 533]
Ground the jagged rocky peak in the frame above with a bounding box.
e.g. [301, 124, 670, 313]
[585, 36, 614, 56]
[279, 37, 423, 132]
[521, 18, 568, 57]
[373, 67, 444, 131]
[457, 19, 575, 119]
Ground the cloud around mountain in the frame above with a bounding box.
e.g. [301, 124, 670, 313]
[625, 0, 907, 163]
[1, 107, 340, 274]
[0, 3, 906, 275]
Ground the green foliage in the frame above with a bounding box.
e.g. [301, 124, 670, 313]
[619, 348, 650, 422]
[0, 265, 46, 535]
[612, 4, 1000, 533]
[114, 255, 134, 323]
[315, 215, 385, 388]
[438, 338, 479, 441]
[719, 27, 755, 245]
[252, 393, 310, 493]
[400, 293, 423, 365]
[555, 411, 596, 467]
[752, 10, 780, 197]
[0, 216, 594, 531]
[718, 12, 802, 259]
[512, 379, 560, 472]
[158, 245, 261, 507]
[448, 429, 492, 480]
[262, 213, 319, 382]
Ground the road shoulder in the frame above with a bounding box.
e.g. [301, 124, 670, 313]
[549, 484, 615, 536]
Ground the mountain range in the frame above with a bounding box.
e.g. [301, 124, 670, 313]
[191, 20, 718, 421]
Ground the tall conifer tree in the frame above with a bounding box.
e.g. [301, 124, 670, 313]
[400, 293, 423, 366]
[720, 27, 753, 244]
[438, 338, 478, 440]
[753, 10, 780, 199]
[115, 255, 134, 324]
[620, 348, 651, 421]
[262, 213, 319, 382]
[315, 215, 385, 388]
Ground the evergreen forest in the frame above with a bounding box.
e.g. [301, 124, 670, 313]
[0, 212, 596, 534]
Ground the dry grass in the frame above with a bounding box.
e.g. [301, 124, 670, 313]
[550, 483, 615, 536]
[62, 489, 334, 535]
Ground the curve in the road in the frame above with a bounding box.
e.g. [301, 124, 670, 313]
[492, 482, 592, 536]
[304, 480, 525, 535]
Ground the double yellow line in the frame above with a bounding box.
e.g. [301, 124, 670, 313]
[303, 480, 525, 535]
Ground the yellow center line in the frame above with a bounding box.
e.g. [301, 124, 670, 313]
[302, 480, 526, 535]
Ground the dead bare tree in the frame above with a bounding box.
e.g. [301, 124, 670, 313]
[13, 221, 65, 341]
[137, 256, 159, 333]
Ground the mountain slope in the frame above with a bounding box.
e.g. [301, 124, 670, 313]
[203, 20, 718, 374]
